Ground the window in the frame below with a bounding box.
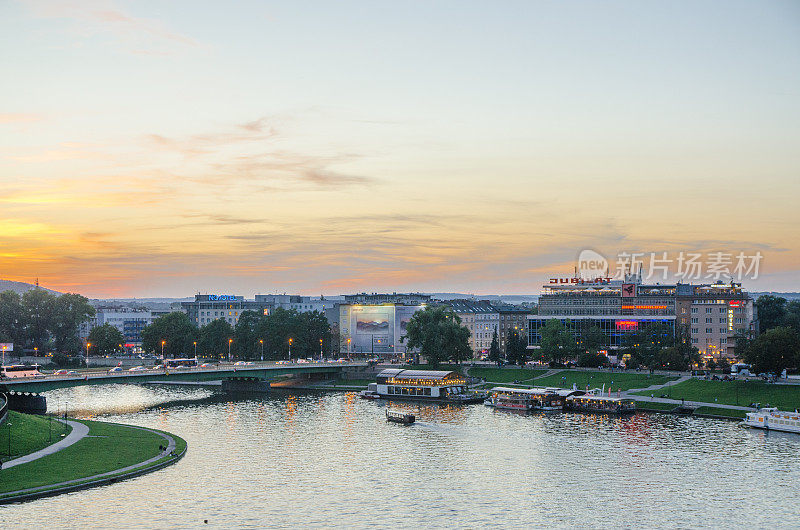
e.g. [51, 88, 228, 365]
[720, 318, 726, 323]
[691, 318, 698, 324]
[692, 328, 698, 333]
[706, 318, 712, 323]
[720, 308, 725, 314]
[720, 328, 726, 334]
[706, 328, 713, 333]
[706, 308, 712, 313]
[691, 307, 698, 314]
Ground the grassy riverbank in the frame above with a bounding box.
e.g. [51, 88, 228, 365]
[634, 379, 800, 410]
[534, 370, 678, 391]
[0, 411, 73, 460]
[467, 367, 547, 383]
[0, 416, 185, 499]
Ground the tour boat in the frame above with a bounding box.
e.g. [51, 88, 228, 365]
[742, 408, 800, 434]
[374, 369, 485, 403]
[487, 387, 564, 411]
[565, 394, 635, 414]
[386, 409, 415, 424]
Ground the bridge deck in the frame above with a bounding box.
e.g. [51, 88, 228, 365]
[0, 362, 367, 393]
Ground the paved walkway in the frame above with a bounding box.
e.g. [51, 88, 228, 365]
[3, 419, 89, 469]
[621, 376, 754, 411]
[1, 425, 177, 500]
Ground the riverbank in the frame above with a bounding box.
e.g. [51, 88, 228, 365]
[0, 415, 186, 504]
[0, 411, 73, 459]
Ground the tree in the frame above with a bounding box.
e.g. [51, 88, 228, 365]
[88, 323, 125, 356]
[488, 330, 501, 364]
[506, 329, 527, 366]
[52, 293, 95, 353]
[756, 295, 787, 334]
[706, 359, 717, 372]
[141, 312, 197, 357]
[22, 289, 58, 351]
[743, 326, 800, 376]
[577, 350, 608, 368]
[234, 310, 266, 360]
[0, 290, 25, 348]
[539, 320, 577, 365]
[198, 318, 235, 360]
[621, 323, 674, 369]
[782, 300, 800, 336]
[402, 306, 471, 367]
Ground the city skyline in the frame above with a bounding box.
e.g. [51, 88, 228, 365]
[2, 0, 799, 298]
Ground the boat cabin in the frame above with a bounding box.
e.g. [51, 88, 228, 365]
[566, 394, 636, 414]
[375, 369, 468, 400]
[489, 387, 564, 411]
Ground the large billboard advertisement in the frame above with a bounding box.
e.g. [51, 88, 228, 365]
[355, 308, 390, 335]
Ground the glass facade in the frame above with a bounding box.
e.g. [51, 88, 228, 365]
[527, 317, 675, 349]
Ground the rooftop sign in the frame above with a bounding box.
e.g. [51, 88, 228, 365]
[549, 278, 613, 285]
[208, 295, 236, 301]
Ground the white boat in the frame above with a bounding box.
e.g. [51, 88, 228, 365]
[359, 390, 380, 400]
[742, 408, 800, 434]
[487, 387, 563, 411]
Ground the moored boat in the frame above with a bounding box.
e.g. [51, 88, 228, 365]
[742, 408, 800, 434]
[487, 387, 564, 411]
[565, 394, 635, 414]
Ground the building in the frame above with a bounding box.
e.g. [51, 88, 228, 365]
[527, 276, 676, 351]
[344, 293, 431, 305]
[675, 282, 757, 360]
[338, 301, 425, 357]
[79, 308, 162, 347]
[254, 294, 339, 315]
[181, 295, 272, 327]
[494, 303, 531, 352]
[443, 300, 500, 358]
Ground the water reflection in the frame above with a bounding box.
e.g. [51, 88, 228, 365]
[1, 384, 799, 528]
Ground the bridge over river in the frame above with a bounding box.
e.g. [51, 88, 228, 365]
[1, 361, 369, 412]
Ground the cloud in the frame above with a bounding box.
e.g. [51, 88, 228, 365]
[21, 0, 199, 54]
[0, 113, 43, 124]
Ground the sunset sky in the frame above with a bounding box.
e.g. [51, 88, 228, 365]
[1, 0, 799, 298]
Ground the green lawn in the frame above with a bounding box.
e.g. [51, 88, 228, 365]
[0, 411, 73, 460]
[635, 379, 800, 410]
[0, 418, 180, 495]
[533, 370, 679, 392]
[467, 367, 546, 383]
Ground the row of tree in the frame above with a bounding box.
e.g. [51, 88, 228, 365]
[755, 295, 800, 335]
[138, 308, 334, 360]
[0, 289, 95, 354]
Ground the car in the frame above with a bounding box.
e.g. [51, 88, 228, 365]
[276, 360, 290, 365]
[108, 366, 123, 373]
[199, 363, 216, 368]
[296, 359, 309, 364]
[128, 366, 147, 372]
[151, 364, 164, 370]
[234, 361, 247, 366]
[67, 370, 78, 375]
[53, 369, 69, 375]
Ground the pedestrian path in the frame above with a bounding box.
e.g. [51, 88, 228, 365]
[1, 426, 177, 499]
[3, 419, 89, 469]
[621, 375, 753, 411]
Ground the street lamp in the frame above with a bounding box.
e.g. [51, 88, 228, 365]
[228, 338, 233, 361]
[86, 342, 91, 368]
[347, 338, 351, 357]
[193, 341, 197, 358]
[1, 344, 6, 367]
[319, 338, 323, 360]
[161, 340, 166, 360]
[259, 339, 264, 362]
[288, 338, 293, 361]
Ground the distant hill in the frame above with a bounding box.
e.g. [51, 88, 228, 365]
[0, 279, 61, 296]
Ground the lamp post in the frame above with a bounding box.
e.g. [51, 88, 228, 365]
[259, 339, 264, 362]
[161, 340, 166, 361]
[85, 342, 91, 368]
[1, 344, 6, 367]
[193, 341, 197, 359]
[288, 338, 293, 361]
[347, 338, 351, 358]
[6, 422, 11, 457]
[319, 338, 323, 360]
[228, 338, 233, 361]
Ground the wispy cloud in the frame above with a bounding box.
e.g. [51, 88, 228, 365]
[21, 0, 199, 54]
[0, 113, 43, 124]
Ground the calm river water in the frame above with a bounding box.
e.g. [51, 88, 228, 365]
[3, 384, 800, 529]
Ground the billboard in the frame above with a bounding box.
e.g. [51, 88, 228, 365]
[355, 308, 390, 335]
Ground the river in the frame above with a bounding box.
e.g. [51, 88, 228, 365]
[2, 384, 800, 528]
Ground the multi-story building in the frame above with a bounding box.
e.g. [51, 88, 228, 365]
[443, 300, 500, 358]
[527, 276, 676, 351]
[254, 294, 339, 315]
[344, 293, 431, 305]
[79, 308, 161, 347]
[675, 282, 757, 360]
[181, 295, 272, 327]
[338, 301, 425, 357]
[494, 303, 531, 352]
